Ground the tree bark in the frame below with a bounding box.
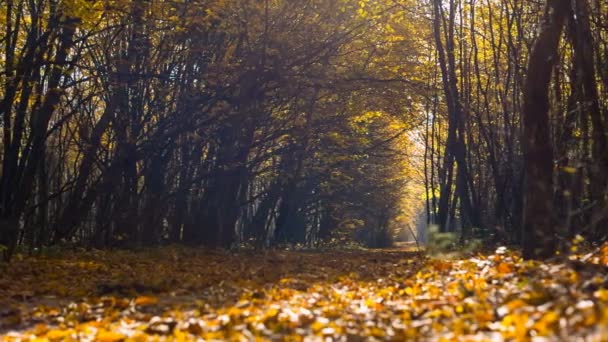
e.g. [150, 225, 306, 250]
[521, 0, 569, 260]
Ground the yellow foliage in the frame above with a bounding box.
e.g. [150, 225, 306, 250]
[3, 246, 608, 340]
[60, 0, 104, 26]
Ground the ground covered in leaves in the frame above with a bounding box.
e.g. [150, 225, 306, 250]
[2, 246, 608, 341]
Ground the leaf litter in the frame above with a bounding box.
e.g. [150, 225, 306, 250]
[1, 246, 608, 341]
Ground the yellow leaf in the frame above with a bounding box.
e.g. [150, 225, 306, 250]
[595, 289, 608, 301]
[97, 331, 126, 342]
[533, 311, 559, 336]
[46, 329, 72, 340]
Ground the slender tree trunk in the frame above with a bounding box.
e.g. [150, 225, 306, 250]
[521, 0, 569, 260]
[569, 0, 608, 239]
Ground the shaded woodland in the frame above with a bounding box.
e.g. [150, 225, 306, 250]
[4, 1, 608, 340]
[0, 0, 607, 261]
[0, 0, 422, 257]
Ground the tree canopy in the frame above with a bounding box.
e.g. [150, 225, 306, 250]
[3, 0, 608, 340]
[0, 0, 607, 259]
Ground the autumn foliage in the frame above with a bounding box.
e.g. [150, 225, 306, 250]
[2, 246, 608, 340]
[3, 0, 608, 339]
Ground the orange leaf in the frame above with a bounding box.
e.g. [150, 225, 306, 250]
[134, 296, 159, 306]
[497, 262, 514, 274]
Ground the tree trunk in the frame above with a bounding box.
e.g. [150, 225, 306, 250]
[521, 0, 569, 260]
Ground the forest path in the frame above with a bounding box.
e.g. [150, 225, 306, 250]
[1, 246, 608, 340]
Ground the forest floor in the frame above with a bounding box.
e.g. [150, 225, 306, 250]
[1, 245, 608, 341]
